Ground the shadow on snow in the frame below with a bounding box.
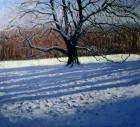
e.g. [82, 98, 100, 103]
[0, 60, 140, 103]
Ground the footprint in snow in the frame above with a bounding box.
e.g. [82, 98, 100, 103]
[95, 112, 99, 116]
[84, 102, 89, 105]
[80, 96, 84, 100]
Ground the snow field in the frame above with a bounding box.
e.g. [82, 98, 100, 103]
[0, 54, 140, 127]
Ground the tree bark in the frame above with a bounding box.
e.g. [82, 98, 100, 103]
[66, 43, 80, 66]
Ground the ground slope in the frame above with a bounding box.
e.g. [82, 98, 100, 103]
[0, 55, 140, 127]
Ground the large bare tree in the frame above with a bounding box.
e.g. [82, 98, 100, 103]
[13, 0, 140, 65]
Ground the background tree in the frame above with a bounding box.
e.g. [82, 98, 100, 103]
[0, 32, 9, 60]
[12, 0, 140, 65]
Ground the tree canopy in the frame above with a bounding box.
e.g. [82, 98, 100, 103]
[11, 0, 140, 65]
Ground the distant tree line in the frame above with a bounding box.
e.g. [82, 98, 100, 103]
[0, 27, 140, 60]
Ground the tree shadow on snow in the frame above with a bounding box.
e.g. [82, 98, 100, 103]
[0, 60, 140, 103]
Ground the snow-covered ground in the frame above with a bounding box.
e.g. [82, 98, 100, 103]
[0, 54, 140, 127]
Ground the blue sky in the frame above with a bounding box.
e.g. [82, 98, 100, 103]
[1, 0, 22, 6]
[0, 0, 20, 30]
[0, 0, 20, 9]
[0, 0, 16, 7]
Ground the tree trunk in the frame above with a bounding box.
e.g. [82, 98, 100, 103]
[66, 43, 80, 66]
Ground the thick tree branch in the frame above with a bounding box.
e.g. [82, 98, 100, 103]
[28, 37, 68, 55]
